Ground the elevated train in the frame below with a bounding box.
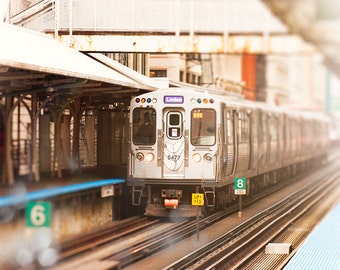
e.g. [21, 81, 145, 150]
[127, 87, 330, 217]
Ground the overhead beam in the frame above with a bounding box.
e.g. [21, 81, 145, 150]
[54, 33, 316, 55]
[10, 0, 54, 25]
[0, 72, 45, 81]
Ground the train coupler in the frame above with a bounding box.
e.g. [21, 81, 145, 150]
[164, 199, 179, 209]
[161, 189, 182, 209]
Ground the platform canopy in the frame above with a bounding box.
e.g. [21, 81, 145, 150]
[0, 22, 158, 99]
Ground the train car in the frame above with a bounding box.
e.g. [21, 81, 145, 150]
[127, 87, 329, 217]
[0, 113, 3, 173]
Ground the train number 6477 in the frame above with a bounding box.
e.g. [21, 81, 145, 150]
[167, 155, 181, 161]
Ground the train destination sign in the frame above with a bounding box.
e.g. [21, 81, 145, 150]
[164, 95, 184, 104]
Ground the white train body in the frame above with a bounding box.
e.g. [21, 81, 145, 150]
[127, 87, 329, 217]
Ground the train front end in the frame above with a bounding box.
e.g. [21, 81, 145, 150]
[128, 88, 220, 217]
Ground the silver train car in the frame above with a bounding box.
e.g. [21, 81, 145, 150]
[127, 87, 329, 217]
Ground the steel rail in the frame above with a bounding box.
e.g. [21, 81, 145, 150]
[163, 164, 340, 270]
[104, 163, 335, 268]
[108, 176, 301, 267]
[212, 172, 339, 270]
[58, 216, 158, 259]
[49, 154, 339, 269]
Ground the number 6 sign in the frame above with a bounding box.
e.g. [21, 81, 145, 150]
[26, 202, 51, 227]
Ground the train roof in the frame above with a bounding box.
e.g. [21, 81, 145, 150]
[137, 87, 329, 122]
[154, 87, 281, 113]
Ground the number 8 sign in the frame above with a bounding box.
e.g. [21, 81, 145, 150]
[234, 177, 247, 195]
[26, 202, 51, 227]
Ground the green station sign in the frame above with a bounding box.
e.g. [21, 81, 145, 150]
[234, 177, 247, 195]
[25, 202, 51, 227]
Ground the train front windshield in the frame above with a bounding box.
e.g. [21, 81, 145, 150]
[191, 109, 216, 146]
[133, 108, 156, 145]
[132, 106, 216, 146]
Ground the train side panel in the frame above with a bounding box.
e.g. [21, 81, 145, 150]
[127, 87, 330, 217]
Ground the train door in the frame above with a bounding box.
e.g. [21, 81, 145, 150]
[258, 111, 268, 169]
[268, 114, 279, 166]
[162, 108, 185, 178]
[235, 109, 251, 173]
[0, 111, 3, 179]
[223, 108, 236, 175]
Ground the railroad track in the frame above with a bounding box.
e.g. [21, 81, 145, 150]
[41, 153, 340, 269]
[238, 184, 340, 270]
[163, 165, 340, 270]
[48, 218, 193, 270]
[59, 216, 159, 259]
[105, 173, 316, 268]
[49, 169, 330, 269]
[17, 217, 160, 270]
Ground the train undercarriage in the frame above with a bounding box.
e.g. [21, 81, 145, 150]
[131, 156, 327, 217]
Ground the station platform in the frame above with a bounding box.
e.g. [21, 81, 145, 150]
[0, 166, 127, 196]
[0, 178, 125, 207]
[284, 202, 340, 269]
[0, 167, 130, 244]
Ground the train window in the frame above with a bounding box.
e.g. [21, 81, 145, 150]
[223, 109, 234, 145]
[191, 109, 216, 146]
[132, 108, 156, 145]
[261, 113, 267, 143]
[269, 116, 278, 142]
[227, 110, 234, 145]
[238, 111, 249, 143]
[169, 113, 180, 125]
[166, 111, 182, 139]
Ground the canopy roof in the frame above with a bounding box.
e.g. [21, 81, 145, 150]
[0, 22, 157, 98]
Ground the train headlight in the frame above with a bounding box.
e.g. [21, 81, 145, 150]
[203, 153, 213, 163]
[192, 153, 201, 163]
[136, 152, 144, 161]
[145, 152, 154, 162]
